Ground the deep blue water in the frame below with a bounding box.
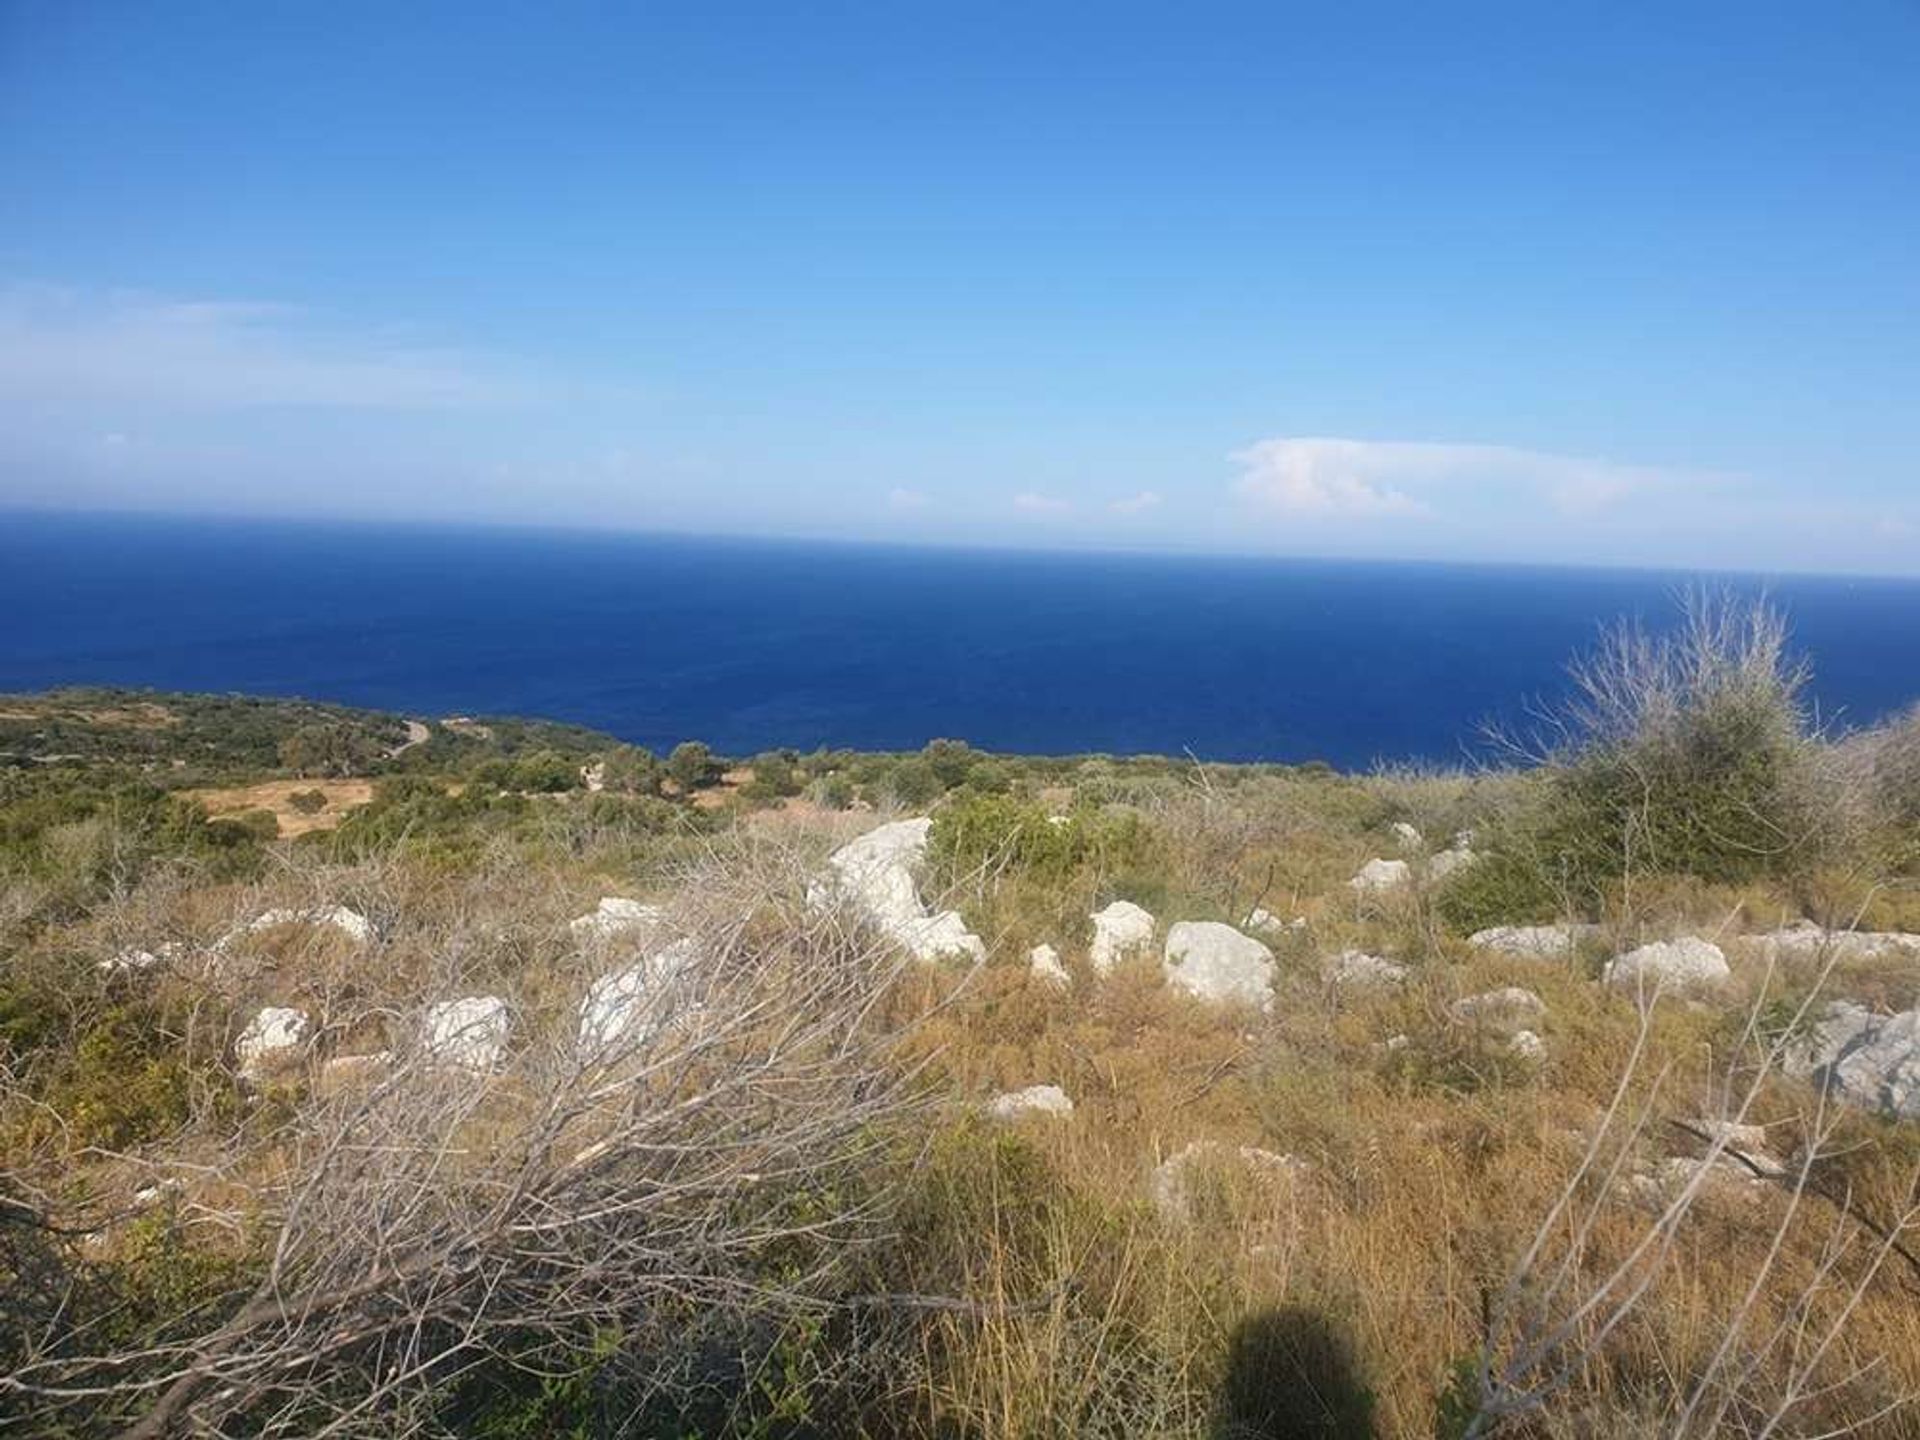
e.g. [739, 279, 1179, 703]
[3, 511, 1919, 768]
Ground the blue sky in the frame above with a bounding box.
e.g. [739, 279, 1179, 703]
[2, 2, 1916, 573]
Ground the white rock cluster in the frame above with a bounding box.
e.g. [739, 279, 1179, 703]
[1245, 907, 1307, 939]
[812, 819, 985, 963]
[1450, 986, 1548, 1028]
[1163, 921, 1275, 1011]
[1089, 900, 1156, 974]
[1602, 938, 1730, 994]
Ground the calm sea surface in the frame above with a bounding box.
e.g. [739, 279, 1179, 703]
[4, 512, 1918, 768]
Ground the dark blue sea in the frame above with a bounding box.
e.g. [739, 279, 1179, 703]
[4, 511, 1918, 769]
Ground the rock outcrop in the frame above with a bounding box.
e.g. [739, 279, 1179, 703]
[1163, 921, 1274, 1010]
[1469, 924, 1599, 960]
[987, 1084, 1074, 1122]
[236, 1006, 308, 1080]
[1451, 986, 1548, 1029]
[1749, 921, 1920, 965]
[1088, 900, 1156, 975]
[233, 905, 376, 947]
[579, 938, 701, 1058]
[1349, 858, 1411, 895]
[1603, 938, 1730, 994]
[569, 897, 663, 944]
[423, 996, 511, 1070]
[1322, 949, 1408, 989]
[1028, 943, 1071, 988]
[1789, 1003, 1919, 1121]
[811, 818, 986, 963]
[1149, 1141, 1305, 1223]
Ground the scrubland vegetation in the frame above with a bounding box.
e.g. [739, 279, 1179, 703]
[3, 596, 1919, 1438]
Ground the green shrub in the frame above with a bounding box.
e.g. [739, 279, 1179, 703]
[286, 788, 328, 814]
[929, 792, 1151, 886]
[1516, 593, 1836, 903]
[667, 741, 714, 791]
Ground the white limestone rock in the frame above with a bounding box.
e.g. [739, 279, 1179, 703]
[1150, 1141, 1306, 1223]
[1322, 949, 1409, 989]
[1028, 943, 1071, 988]
[1088, 900, 1156, 976]
[811, 818, 986, 963]
[100, 940, 187, 975]
[1426, 847, 1478, 883]
[987, 1084, 1074, 1122]
[1789, 1003, 1920, 1121]
[1390, 821, 1424, 849]
[1469, 924, 1599, 961]
[579, 938, 701, 1058]
[569, 897, 663, 944]
[236, 1006, 309, 1080]
[1451, 986, 1548, 1029]
[1245, 907, 1307, 939]
[423, 996, 511, 1071]
[1349, 858, 1412, 895]
[1506, 1029, 1548, 1062]
[232, 904, 375, 947]
[1163, 921, 1275, 1010]
[1749, 921, 1920, 965]
[1603, 938, 1730, 994]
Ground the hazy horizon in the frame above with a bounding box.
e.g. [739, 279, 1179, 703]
[4, 5, 1918, 575]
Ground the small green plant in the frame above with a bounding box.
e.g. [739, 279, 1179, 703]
[286, 788, 328, 814]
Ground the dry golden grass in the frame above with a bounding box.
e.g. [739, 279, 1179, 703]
[188, 777, 375, 836]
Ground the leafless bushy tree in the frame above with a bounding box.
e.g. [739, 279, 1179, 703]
[1, 837, 932, 1437]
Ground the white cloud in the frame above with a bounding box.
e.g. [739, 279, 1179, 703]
[1013, 491, 1072, 513]
[887, 486, 931, 510]
[0, 282, 523, 412]
[1233, 436, 1723, 521]
[1110, 490, 1162, 514]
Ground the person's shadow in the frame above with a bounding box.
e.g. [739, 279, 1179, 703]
[1213, 1305, 1377, 1439]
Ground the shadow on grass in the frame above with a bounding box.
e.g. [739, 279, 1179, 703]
[1214, 1304, 1377, 1439]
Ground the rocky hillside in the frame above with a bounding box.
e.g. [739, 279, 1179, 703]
[3, 603, 1919, 1438]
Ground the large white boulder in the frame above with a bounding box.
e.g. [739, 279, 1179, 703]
[569, 897, 663, 944]
[1469, 924, 1599, 961]
[1163, 921, 1274, 1010]
[1322, 949, 1408, 989]
[812, 818, 985, 963]
[1088, 900, 1156, 975]
[987, 1084, 1074, 1122]
[1028, 943, 1071, 988]
[1603, 938, 1730, 994]
[423, 996, 511, 1070]
[579, 938, 701, 1058]
[1349, 858, 1412, 895]
[1789, 1003, 1920, 1121]
[236, 1006, 309, 1080]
